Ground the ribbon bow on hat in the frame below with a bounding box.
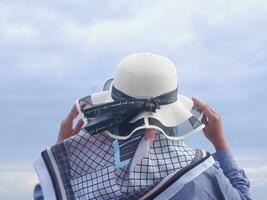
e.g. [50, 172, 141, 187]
[81, 86, 177, 136]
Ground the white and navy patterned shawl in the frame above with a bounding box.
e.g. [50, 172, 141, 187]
[34, 129, 213, 200]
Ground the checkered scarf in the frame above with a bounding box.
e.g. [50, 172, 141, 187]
[45, 128, 205, 200]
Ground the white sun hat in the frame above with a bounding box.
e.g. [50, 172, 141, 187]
[76, 53, 204, 140]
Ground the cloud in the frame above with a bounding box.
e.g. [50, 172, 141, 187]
[245, 166, 267, 186]
[0, 24, 38, 43]
[1, 0, 266, 77]
[0, 170, 38, 200]
[0, 161, 38, 199]
[234, 152, 267, 187]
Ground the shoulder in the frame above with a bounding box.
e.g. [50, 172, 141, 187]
[172, 162, 226, 200]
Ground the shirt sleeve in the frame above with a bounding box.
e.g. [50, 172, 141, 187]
[212, 148, 252, 200]
[33, 183, 44, 200]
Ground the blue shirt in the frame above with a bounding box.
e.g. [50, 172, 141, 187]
[33, 149, 251, 200]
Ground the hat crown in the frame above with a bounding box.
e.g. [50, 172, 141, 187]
[114, 53, 178, 99]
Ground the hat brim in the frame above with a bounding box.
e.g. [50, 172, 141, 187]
[76, 79, 205, 140]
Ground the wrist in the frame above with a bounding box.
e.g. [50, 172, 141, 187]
[213, 138, 228, 151]
[57, 136, 62, 143]
[57, 133, 65, 143]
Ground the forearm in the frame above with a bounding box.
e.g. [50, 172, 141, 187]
[212, 149, 252, 200]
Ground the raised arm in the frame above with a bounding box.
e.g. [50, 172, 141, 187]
[192, 97, 252, 199]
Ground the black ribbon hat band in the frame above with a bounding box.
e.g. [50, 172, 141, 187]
[82, 86, 178, 117]
[111, 86, 178, 106]
[82, 86, 178, 137]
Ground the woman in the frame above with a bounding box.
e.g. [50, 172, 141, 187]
[34, 53, 251, 200]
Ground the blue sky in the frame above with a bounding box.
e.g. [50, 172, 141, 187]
[0, 0, 267, 199]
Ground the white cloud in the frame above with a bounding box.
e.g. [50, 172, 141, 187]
[0, 160, 38, 199]
[1, 0, 266, 82]
[0, 170, 38, 200]
[235, 152, 267, 187]
[1, 24, 38, 42]
[245, 166, 267, 186]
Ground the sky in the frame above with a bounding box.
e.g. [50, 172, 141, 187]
[0, 0, 267, 199]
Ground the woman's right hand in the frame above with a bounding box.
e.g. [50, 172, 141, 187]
[192, 97, 228, 151]
[57, 104, 84, 143]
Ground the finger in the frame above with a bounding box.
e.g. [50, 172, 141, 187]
[192, 97, 214, 119]
[201, 114, 208, 126]
[60, 118, 72, 129]
[200, 114, 210, 133]
[72, 119, 84, 135]
[144, 128, 156, 140]
[65, 104, 79, 123]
